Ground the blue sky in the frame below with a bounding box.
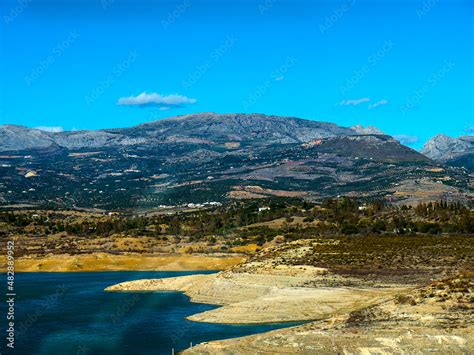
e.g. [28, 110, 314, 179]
[1, 0, 473, 149]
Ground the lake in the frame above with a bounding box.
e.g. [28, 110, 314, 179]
[1, 271, 297, 354]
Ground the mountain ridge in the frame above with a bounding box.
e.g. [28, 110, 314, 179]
[1, 113, 374, 152]
[0, 113, 471, 209]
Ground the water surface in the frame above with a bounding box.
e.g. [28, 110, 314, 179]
[1, 272, 297, 354]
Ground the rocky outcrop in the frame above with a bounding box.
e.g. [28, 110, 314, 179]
[350, 124, 384, 135]
[422, 134, 473, 162]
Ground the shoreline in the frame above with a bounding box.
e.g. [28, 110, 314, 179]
[106, 268, 473, 354]
[106, 267, 407, 324]
[182, 272, 474, 354]
[0, 253, 246, 272]
[105, 238, 473, 353]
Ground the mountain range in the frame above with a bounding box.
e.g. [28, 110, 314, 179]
[0, 113, 358, 152]
[0, 113, 471, 210]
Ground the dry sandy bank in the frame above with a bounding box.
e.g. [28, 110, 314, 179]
[0, 253, 245, 272]
[183, 275, 473, 354]
[106, 264, 405, 324]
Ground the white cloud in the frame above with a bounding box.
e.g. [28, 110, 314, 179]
[339, 98, 370, 106]
[394, 134, 419, 146]
[35, 126, 64, 133]
[117, 92, 197, 108]
[368, 99, 388, 109]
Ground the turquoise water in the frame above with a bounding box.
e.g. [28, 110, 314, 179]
[1, 272, 298, 354]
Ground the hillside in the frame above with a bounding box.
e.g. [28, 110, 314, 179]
[0, 113, 471, 210]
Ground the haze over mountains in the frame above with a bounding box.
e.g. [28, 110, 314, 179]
[0, 113, 472, 210]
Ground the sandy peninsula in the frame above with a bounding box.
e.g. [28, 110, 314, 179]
[106, 265, 404, 324]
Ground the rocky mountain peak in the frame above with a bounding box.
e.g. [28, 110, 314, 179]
[421, 134, 473, 162]
[134, 112, 359, 144]
[350, 124, 385, 135]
